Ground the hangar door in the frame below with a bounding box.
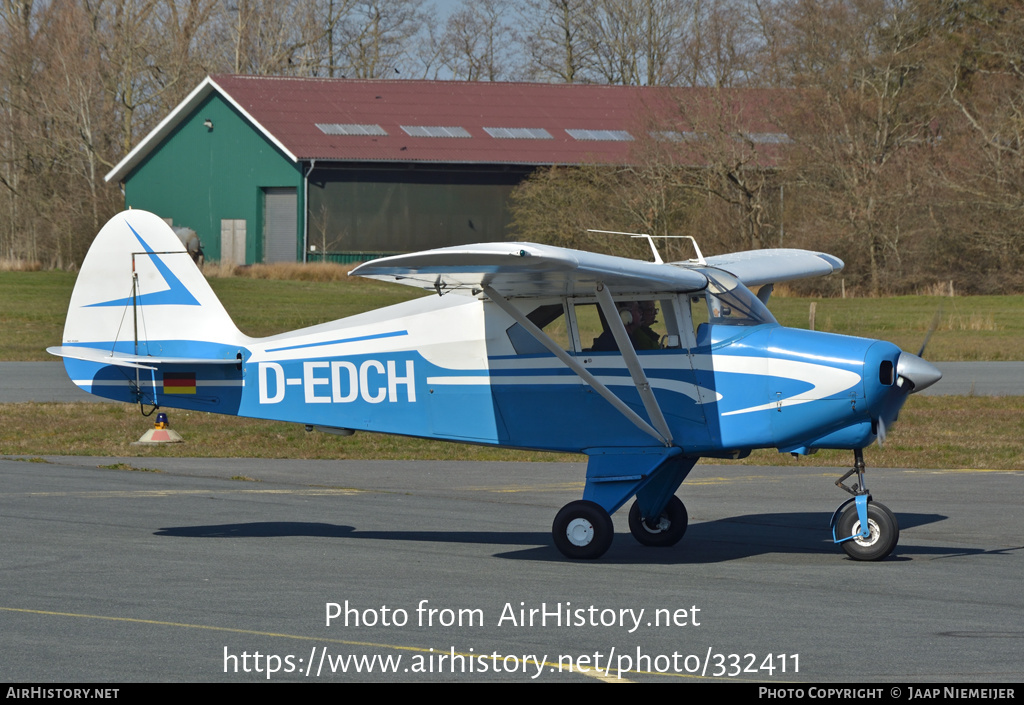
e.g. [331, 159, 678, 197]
[263, 187, 297, 263]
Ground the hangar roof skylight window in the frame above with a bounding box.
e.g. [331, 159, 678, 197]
[483, 127, 553, 139]
[566, 129, 633, 141]
[652, 130, 703, 141]
[652, 130, 793, 144]
[747, 132, 793, 144]
[316, 123, 388, 136]
[401, 125, 472, 138]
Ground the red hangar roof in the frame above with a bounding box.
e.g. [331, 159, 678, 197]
[105, 74, 792, 183]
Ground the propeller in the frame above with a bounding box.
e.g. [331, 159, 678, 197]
[896, 307, 943, 394]
[917, 307, 943, 357]
[879, 308, 943, 447]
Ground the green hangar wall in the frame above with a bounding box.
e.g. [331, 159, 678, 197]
[123, 93, 303, 265]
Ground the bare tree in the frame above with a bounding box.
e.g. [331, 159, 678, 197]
[335, 0, 425, 78]
[683, 0, 761, 87]
[0, 2, 121, 265]
[775, 0, 940, 294]
[518, 0, 768, 88]
[507, 160, 696, 261]
[43, 3, 107, 235]
[227, 0, 320, 75]
[638, 88, 786, 252]
[585, 0, 691, 85]
[436, 0, 518, 81]
[933, 0, 1024, 289]
[302, 0, 358, 77]
[747, 0, 790, 87]
[519, 0, 593, 83]
[0, 0, 38, 260]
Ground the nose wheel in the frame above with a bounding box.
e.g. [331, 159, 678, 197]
[831, 449, 900, 561]
[835, 501, 899, 561]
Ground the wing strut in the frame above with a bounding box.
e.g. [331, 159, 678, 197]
[594, 283, 674, 445]
[483, 285, 670, 447]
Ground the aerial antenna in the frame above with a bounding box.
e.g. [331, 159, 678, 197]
[587, 229, 660, 263]
[586, 230, 706, 265]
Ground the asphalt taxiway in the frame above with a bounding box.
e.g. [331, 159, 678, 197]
[1, 455, 1020, 682]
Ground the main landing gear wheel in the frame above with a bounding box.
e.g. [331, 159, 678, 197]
[628, 496, 688, 547]
[552, 500, 614, 559]
[837, 501, 899, 561]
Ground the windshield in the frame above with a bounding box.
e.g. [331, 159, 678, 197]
[704, 270, 777, 326]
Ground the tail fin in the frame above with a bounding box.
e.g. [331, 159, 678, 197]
[49, 210, 250, 407]
[56, 210, 247, 355]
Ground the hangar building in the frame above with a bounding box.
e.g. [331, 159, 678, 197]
[105, 75, 785, 264]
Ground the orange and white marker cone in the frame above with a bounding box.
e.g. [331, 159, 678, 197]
[134, 412, 183, 444]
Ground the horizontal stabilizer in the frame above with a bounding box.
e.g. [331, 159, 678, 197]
[351, 242, 707, 297]
[47, 346, 240, 371]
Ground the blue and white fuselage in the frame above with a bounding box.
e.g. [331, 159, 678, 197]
[50, 211, 940, 560]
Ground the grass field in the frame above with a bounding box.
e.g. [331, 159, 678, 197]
[1, 269, 1022, 361]
[767, 295, 1022, 362]
[1, 395, 1020, 470]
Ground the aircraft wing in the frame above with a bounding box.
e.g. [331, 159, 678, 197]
[351, 242, 707, 297]
[697, 249, 844, 287]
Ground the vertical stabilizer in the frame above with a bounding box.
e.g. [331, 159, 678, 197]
[59, 210, 248, 358]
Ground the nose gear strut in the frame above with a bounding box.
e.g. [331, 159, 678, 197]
[829, 448, 900, 561]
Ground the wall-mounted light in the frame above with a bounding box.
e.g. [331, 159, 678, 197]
[203, 118, 213, 131]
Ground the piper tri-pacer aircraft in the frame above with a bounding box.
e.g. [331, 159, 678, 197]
[50, 210, 941, 560]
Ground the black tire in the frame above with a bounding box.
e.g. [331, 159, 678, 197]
[628, 496, 688, 547]
[837, 501, 899, 561]
[552, 500, 614, 559]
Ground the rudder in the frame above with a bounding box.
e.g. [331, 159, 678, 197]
[50, 210, 250, 409]
[59, 209, 247, 356]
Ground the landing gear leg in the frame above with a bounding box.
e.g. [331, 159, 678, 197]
[835, 447, 868, 497]
[550, 452, 695, 560]
[830, 449, 899, 561]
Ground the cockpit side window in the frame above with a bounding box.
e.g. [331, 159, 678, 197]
[577, 298, 678, 352]
[506, 296, 700, 355]
[506, 303, 570, 354]
[690, 292, 711, 343]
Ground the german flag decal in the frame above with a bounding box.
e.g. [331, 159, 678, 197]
[163, 372, 197, 394]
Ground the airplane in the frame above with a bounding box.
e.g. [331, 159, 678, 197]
[48, 210, 941, 561]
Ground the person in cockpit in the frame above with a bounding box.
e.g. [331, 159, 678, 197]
[634, 300, 661, 350]
[591, 301, 661, 351]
